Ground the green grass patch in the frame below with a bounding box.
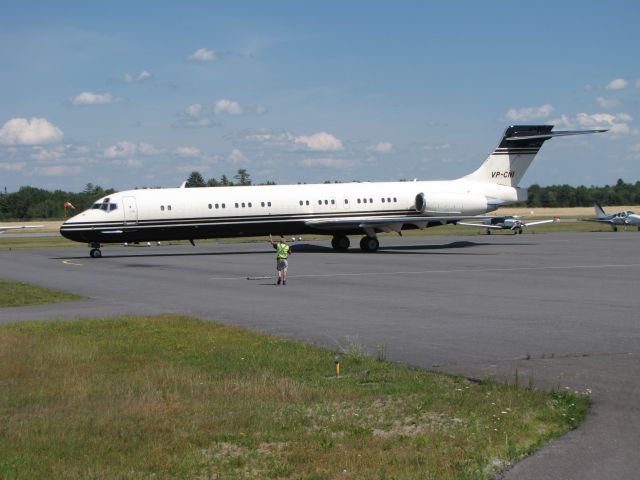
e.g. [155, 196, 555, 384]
[0, 316, 588, 479]
[0, 279, 84, 308]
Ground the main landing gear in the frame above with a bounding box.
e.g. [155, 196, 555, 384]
[359, 236, 379, 252]
[330, 235, 380, 252]
[89, 242, 102, 258]
[331, 235, 350, 251]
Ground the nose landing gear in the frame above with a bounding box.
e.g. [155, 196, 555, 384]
[89, 242, 102, 258]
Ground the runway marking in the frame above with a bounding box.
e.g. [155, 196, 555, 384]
[209, 263, 640, 281]
[62, 259, 84, 266]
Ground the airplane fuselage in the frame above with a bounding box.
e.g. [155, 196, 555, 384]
[60, 179, 521, 245]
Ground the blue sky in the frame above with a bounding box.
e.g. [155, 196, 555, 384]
[1, 0, 639, 192]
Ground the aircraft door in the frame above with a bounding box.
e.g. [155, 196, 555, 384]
[123, 196, 138, 224]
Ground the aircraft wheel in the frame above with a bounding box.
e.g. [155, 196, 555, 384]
[518, 228, 523, 235]
[613, 226, 618, 232]
[360, 236, 379, 252]
[90, 248, 102, 258]
[332, 235, 350, 251]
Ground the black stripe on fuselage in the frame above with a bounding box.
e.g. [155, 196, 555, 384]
[61, 209, 412, 229]
[59, 209, 419, 243]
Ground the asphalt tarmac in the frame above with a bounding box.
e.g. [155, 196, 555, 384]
[1, 231, 639, 479]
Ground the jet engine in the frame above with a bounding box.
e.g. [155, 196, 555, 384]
[414, 192, 488, 215]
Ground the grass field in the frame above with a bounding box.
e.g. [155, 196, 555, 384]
[0, 279, 84, 308]
[0, 316, 588, 479]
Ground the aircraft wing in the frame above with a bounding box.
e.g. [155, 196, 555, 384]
[522, 219, 556, 227]
[305, 215, 490, 235]
[581, 218, 612, 223]
[0, 225, 44, 233]
[457, 222, 504, 229]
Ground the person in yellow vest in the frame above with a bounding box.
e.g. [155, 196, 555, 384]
[268, 234, 292, 285]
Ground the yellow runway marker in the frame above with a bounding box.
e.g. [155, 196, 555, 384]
[62, 259, 83, 266]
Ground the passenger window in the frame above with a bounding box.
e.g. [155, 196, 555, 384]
[168, 205, 172, 211]
[330, 199, 335, 205]
[222, 203, 226, 208]
[208, 204, 212, 209]
[369, 198, 373, 203]
[161, 205, 165, 211]
[248, 202, 252, 207]
[344, 199, 349, 204]
[109, 204, 118, 211]
[262, 202, 266, 207]
[235, 203, 239, 208]
[363, 198, 367, 204]
[324, 199, 328, 205]
[241, 202, 246, 208]
[393, 197, 397, 202]
[387, 197, 391, 203]
[215, 203, 219, 209]
[318, 200, 322, 205]
[381, 198, 385, 203]
[268, 202, 271, 207]
[305, 200, 309, 205]
[299, 200, 303, 206]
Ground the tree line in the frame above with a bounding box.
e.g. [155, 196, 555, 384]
[526, 179, 640, 208]
[2, 174, 640, 220]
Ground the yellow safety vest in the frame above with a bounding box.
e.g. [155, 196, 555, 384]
[276, 242, 290, 259]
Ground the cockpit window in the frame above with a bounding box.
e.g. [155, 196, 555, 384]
[92, 199, 118, 212]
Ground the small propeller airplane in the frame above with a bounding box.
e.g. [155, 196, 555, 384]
[584, 203, 640, 231]
[0, 225, 43, 233]
[457, 216, 557, 234]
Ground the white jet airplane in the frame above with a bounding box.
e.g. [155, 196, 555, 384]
[458, 216, 557, 234]
[60, 125, 606, 258]
[584, 202, 640, 231]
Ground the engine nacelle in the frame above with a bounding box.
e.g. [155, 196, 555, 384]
[415, 192, 488, 215]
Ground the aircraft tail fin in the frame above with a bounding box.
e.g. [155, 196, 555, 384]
[594, 202, 608, 219]
[461, 125, 607, 187]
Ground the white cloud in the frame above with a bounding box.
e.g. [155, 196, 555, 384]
[505, 104, 554, 121]
[71, 92, 123, 106]
[103, 141, 160, 158]
[551, 112, 634, 136]
[30, 145, 65, 161]
[124, 70, 153, 83]
[596, 96, 620, 109]
[33, 165, 82, 176]
[294, 132, 343, 151]
[606, 78, 628, 90]
[173, 146, 202, 158]
[214, 99, 244, 115]
[301, 157, 352, 168]
[0, 117, 64, 146]
[185, 103, 203, 117]
[374, 142, 393, 153]
[229, 148, 248, 164]
[188, 48, 217, 62]
[0, 162, 26, 171]
[111, 159, 143, 168]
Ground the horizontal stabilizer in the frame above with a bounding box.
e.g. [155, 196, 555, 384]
[505, 129, 608, 141]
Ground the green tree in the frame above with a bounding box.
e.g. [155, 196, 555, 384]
[234, 169, 251, 186]
[186, 171, 206, 188]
